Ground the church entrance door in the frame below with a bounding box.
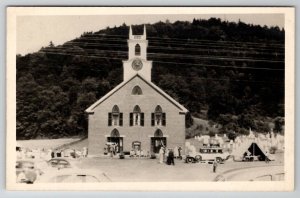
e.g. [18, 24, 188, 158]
[107, 129, 123, 153]
[151, 137, 167, 154]
[107, 137, 123, 153]
[151, 129, 167, 153]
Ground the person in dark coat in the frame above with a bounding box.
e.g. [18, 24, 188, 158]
[213, 159, 218, 173]
[51, 151, 55, 158]
[167, 149, 175, 165]
[178, 146, 182, 160]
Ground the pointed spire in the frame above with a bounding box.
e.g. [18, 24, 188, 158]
[143, 24, 147, 39]
[129, 25, 132, 38]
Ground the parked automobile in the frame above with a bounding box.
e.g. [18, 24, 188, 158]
[47, 158, 74, 169]
[214, 165, 284, 181]
[36, 168, 111, 183]
[16, 160, 43, 184]
[185, 146, 230, 163]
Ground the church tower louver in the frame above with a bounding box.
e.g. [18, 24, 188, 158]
[123, 25, 152, 82]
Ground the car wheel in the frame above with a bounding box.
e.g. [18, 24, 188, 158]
[195, 155, 202, 162]
[186, 157, 194, 163]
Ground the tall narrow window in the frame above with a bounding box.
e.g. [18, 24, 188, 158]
[108, 105, 123, 126]
[151, 105, 166, 126]
[132, 86, 143, 95]
[130, 105, 144, 126]
[135, 44, 141, 56]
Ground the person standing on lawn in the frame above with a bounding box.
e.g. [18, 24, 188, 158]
[159, 147, 164, 164]
[213, 159, 218, 173]
[168, 149, 175, 165]
[265, 151, 270, 163]
[178, 146, 182, 160]
[174, 146, 179, 159]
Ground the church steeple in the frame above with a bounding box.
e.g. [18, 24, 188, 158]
[129, 25, 146, 40]
[127, 25, 147, 59]
[143, 24, 146, 39]
[122, 25, 152, 82]
[129, 25, 133, 38]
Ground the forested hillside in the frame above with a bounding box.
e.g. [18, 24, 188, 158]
[16, 18, 285, 139]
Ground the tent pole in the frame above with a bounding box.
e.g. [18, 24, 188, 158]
[253, 143, 255, 162]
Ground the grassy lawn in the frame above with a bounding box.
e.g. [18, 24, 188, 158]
[17, 138, 82, 150]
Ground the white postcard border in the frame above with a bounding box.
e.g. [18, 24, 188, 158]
[6, 7, 295, 191]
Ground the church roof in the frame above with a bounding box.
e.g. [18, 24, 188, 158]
[85, 74, 188, 114]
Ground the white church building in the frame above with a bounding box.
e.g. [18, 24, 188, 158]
[85, 25, 188, 156]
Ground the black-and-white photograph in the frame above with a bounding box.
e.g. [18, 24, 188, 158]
[6, 7, 295, 191]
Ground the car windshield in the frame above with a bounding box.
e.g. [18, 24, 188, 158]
[58, 160, 69, 165]
[200, 148, 223, 153]
[51, 175, 100, 183]
[16, 161, 34, 169]
[49, 160, 58, 166]
[253, 175, 272, 181]
[48, 159, 71, 168]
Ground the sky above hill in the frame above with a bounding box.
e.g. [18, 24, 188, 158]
[17, 14, 284, 55]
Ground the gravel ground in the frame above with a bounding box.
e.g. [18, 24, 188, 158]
[16, 138, 285, 182]
[75, 152, 284, 182]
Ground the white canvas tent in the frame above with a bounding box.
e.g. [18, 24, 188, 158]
[232, 138, 269, 161]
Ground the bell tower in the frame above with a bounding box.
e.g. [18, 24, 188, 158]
[122, 25, 152, 82]
[128, 25, 147, 60]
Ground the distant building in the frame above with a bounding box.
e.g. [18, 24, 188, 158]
[85, 25, 188, 156]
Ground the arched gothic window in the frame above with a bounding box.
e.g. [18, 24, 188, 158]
[133, 105, 141, 113]
[110, 129, 120, 137]
[108, 105, 123, 126]
[135, 44, 141, 56]
[151, 105, 166, 126]
[154, 129, 163, 137]
[155, 105, 162, 113]
[130, 105, 144, 126]
[132, 86, 143, 95]
[112, 105, 119, 113]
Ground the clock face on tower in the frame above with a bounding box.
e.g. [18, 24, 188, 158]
[132, 58, 143, 71]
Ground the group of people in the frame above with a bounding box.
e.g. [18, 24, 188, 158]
[17, 146, 88, 161]
[158, 146, 182, 165]
[105, 143, 119, 157]
[129, 149, 150, 158]
[49, 147, 88, 159]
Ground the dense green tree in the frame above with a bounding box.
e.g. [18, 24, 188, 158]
[227, 131, 237, 140]
[274, 116, 284, 133]
[16, 19, 284, 139]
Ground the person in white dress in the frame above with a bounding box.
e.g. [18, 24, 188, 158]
[159, 147, 164, 164]
[174, 146, 179, 158]
[136, 149, 141, 158]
